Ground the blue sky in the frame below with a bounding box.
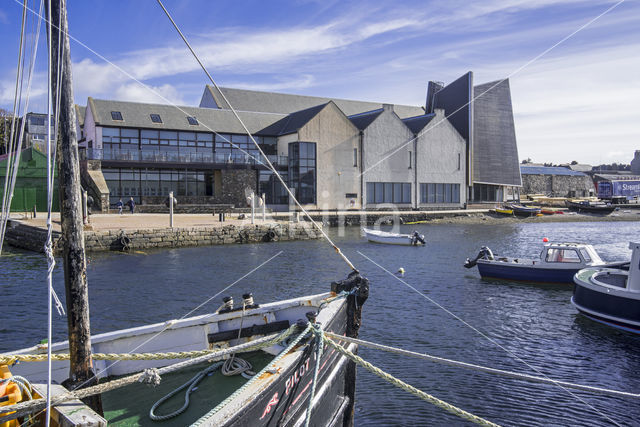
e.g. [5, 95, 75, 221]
[0, 0, 638, 165]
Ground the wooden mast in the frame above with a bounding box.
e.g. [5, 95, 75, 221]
[46, 0, 102, 413]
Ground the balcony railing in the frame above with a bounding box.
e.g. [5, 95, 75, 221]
[84, 148, 287, 167]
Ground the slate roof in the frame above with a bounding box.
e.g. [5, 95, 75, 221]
[201, 86, 425, 119]
[402, 113, 436, 134]
[75, 105, 86, 126]
[472, 79, 522, 186]
[87, 98, 285, 134]
[348, 109, 383, 130]
[520, 166, 587, 176]
[594, 173, 640, 181]
[258, 103, 328, 136]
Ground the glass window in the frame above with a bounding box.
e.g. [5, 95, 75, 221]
[402, 183, 411, 203]
[111, 111, 123, 121]
[187, 116, 198, 125]
[393, 183, 402, 203]
[384, 183, 393, 203]
[366, 182, 375, 204]
[354, 148, 358, 167]
[546, 249, 581, 263]
[150, 114, 162, 123]
[579, 249, 592, 262]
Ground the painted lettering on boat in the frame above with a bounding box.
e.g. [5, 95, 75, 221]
[285, 357, 311, 396]
[260, 392, 280, 420]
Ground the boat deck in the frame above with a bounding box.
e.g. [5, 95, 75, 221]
[101, 351, 274, 426]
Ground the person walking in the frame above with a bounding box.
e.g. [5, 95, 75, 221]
[116, 198, 123, 215]
[126, 197, 135, 214]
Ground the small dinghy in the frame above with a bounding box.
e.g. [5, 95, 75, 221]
[363, 228, 425, 246]
[566, 200, 616, 214]
[464, 242, 607, 283]
[506, 204, 541, 217]
[572, 242, 639, 334]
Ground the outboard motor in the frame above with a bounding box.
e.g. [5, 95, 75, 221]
[411, 231, 426, 246]
[464, 246, 494, 268]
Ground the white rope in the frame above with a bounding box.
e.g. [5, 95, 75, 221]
[156, 0, 358, 273]
[324, 332, 640, 400]
[0, 0, 27, 255]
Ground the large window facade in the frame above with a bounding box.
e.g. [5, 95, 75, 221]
[420, 183, 460, 204]
[472, 184, 503, 202]
[288, 142, 316, 204]
[100, 127, 276, 164]
[366, 182, 411, 204]
[103, 167, 211, 204]
[259, 170, 289, 204]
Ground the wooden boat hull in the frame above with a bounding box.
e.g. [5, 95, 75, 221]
[494, 209, 513, 216]
[7, 275, 370, 426]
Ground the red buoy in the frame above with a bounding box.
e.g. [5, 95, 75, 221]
[543, 237, 549, 242]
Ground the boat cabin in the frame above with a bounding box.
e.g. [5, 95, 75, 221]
[539, 243, 604, 266]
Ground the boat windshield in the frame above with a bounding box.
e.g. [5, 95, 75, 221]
[545, 248, 581, 263]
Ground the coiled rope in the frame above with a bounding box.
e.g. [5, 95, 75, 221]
[191, 323, 313, 426]
[318, 330, 502, 427]
[0, 326, 300, 424]
[323, 332, 640, 400]
[149, 361, 224, 421]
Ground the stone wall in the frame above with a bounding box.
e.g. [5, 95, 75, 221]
[5, 220, 320, 253]
[522, 174, 594, 197]
[80, 160, 109, 212]
[219, 169, 257, 207]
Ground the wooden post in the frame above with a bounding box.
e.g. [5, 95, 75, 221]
[46, 0, 102, 414]
[251, 192, 255, 224]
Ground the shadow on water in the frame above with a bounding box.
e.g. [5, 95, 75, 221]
[2, 221, 640, 426]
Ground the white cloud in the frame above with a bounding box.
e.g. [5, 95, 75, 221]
[113, 82, 185, 105]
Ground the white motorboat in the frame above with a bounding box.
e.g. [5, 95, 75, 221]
[363, 228, 425, 246]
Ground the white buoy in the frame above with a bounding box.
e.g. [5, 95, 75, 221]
[397, 267, 405, 276]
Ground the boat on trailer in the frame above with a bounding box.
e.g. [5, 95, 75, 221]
[572, 242, 639, 334]
[464, 242, 608, 283]
[5, 274, 369, 425]
[363, 228, 425, 246]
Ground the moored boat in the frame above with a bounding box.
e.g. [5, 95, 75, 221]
[565, 200, 616, 214]
[506, 204, 541, 217]
[572, 242, 639, 334]
[464, 242, 607, 283]
[3, 274, 369, 426]
[363, 228, 425, 245]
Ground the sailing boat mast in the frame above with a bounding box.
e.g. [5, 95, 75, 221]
[45, 0, 102, 413]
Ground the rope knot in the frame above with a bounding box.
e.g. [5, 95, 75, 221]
[139, 368, 162, 386]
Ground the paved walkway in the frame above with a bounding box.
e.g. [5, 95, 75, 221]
[12, 208, 489, 232]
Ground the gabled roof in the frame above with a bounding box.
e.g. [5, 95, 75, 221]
[258, 103, 328, 136]
[75, 105, 86, 127]
[402, 113, 435, 134]
[348, 108, 383, 130]
[201, 86, 425, 119]
[520, 166, 586, 176]
[87, 98, 285, 134]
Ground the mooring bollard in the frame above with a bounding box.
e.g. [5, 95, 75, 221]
[252, 193, 256, 224]
[169, 191, 174, 228]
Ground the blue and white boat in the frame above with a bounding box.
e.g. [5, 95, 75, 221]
[572, 242, 639, 334]
[464, 242, 607, 283]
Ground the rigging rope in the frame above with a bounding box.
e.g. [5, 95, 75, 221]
[323, 332, 640, 400]
[155, 0, 358, 273]
[0, 0, 27, 255]
[0, 325, 301, 424]
[318, 330, 502, 427]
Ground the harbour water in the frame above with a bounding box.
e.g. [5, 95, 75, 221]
[2, 220, 639, 426]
